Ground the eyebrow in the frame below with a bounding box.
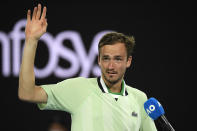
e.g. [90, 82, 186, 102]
[102, 55, 109, 57]
[102, 55, 123, 58]
[114, 56, 122, 58]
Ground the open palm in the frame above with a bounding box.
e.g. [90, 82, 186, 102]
[25, 4, 47, 41]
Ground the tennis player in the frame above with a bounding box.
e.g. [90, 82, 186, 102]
[18, 4, 157, 131]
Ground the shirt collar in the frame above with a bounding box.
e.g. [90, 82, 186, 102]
[97, 76, 128, 96]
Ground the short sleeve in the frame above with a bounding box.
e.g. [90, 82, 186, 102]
[37, 77, 93, 114]
[140, 116, 157, 131]
[139, 93, 157, 131]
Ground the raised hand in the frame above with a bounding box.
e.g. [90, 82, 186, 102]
[25, 4, 47, 41]
[18, 4, 48, 103]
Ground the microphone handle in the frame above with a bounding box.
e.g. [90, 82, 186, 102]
[161, 115, 175, 131]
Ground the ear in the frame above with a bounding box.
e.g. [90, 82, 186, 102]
[126, 56, 132, 68]
[98, 54, 101, 67]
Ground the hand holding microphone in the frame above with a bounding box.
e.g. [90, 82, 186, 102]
[144, 97, 175, 131]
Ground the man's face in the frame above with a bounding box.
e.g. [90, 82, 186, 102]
[98, 43, 132, 85]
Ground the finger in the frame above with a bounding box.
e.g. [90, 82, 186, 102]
[43, 18, 48, 32]
[42, 18, 48, 26]
[36, 4, 42, 20]
[41, 6, 47, 20]
[27, 9, 31, 22]
[32, 6, 37, 20]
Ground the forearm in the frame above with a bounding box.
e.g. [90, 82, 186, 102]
[18, 38, 38, 101]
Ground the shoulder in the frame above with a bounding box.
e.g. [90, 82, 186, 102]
[126, 85, 148, 104]
[59, 77, 91, 84]
[57, 77, 97, 89]
[65, 77, 97, 83]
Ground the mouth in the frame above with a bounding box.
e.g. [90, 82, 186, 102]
[107, 71, 117, 75]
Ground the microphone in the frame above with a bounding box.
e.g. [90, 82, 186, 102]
[144, 97, 175, 131]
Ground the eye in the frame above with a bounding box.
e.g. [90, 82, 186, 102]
[116, 58, 122, 60]
[102, 56, 110, 61]
[115, 57, 122, 61]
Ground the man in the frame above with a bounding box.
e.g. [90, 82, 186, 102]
[18, 4, 157, 131]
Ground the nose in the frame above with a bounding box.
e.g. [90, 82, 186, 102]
[108, 60, 115, 69]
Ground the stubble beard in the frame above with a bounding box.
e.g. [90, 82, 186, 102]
[103, 71, 124, 85]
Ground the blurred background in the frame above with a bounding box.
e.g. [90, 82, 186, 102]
[0, 0, 193, 130]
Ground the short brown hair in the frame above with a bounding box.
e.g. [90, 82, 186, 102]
[98, 32, 135, 58]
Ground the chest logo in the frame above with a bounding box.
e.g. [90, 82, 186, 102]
[131, 111, 138, 117]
